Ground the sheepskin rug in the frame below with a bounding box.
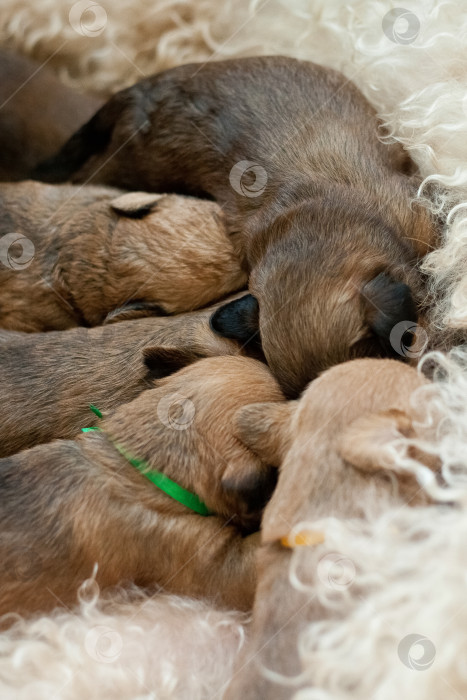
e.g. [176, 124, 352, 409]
[1, 0, 467, 698]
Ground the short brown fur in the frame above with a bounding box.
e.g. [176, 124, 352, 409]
[0, 300, 253, 457]
[0, 356, 285, 617]
[225, 358, 438, 699]
[0, 181, 246, 331]
[35, 56, 439, 395]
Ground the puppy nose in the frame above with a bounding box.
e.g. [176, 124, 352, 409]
[233, 511, 261, 536]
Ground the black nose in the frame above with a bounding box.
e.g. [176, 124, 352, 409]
[210, 294, 261, 347]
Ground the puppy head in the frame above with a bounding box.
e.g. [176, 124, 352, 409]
[107, 355, 285, 531]
[106, 192, 247, 316]
[211, 200, 423, 397]
[64, 192, 246, 325]
[234, 358, 428, 542]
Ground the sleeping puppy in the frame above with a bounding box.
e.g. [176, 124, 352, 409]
[33, 56, 438, 396]
[0, 180, 246, 332]
[224, 358, 438, 699]
[0, 300, 255, 458]
[0, 356, 285, 617]
[0, 50, 102, 181]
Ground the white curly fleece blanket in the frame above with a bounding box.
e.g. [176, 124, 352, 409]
[1, 1, 467, 698]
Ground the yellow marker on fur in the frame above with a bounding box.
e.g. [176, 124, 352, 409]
[280, 530, 325, 548]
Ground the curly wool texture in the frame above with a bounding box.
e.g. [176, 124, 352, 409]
[280, 505, 467, 700]
[0, 587, 247, 700]
[274, 346, 467, 699]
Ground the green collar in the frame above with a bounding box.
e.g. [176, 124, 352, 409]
[82, 406, 212, 517]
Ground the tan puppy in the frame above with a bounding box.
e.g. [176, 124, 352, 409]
[0, 181, 247, 331]
[0, 300, 257, 457]
[0, 50, 102, 181]
[34, 56, 438, 395]
[0, 356, 284, 617]
[225, 359, 437, 699]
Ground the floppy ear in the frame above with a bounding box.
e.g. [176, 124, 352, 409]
[339, 408, 440, 474]
[143, 346, 201, 379]
[103, 301, 168, 324]
[362, 273, 417, 354]
[209, 294, 260, 349]
[234, 401, 296, 467]
[110, 192, 163, 217]
[338, 408, 414, 473]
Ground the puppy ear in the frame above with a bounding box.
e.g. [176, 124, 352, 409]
[103, 301, 168, 324]
[110, 192, 163, 217]
[362, 273, 417, 353]
[235, 401, 296, 467]
[338, 408, 414, 473]
[339, 409, 439, 474]
[210, 294, 260, 348]
[143, 346, 200, 379]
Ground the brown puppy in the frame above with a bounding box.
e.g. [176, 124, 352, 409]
[34, 56, 438, 396]
[0, 50, 102, 181]
[0, 180, 246, 332]
[224, 358, 437, 699]
[0, 300, 258, 457]
[0, 356, 284, 617]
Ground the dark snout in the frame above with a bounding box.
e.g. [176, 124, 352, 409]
[222, 464, 278, 535]
[210, 294, 262, 354]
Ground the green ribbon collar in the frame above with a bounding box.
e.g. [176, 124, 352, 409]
[82, 406, 212, 517]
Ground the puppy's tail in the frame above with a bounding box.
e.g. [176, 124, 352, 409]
[31, 96, 121, 183]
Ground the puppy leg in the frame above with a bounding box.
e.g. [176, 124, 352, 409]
[116, 517, 261, 612]
[224, 544, 313, 700]
[0, 440, 260, 616]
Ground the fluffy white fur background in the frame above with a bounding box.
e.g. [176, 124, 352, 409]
[1, 0, 467, 698]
